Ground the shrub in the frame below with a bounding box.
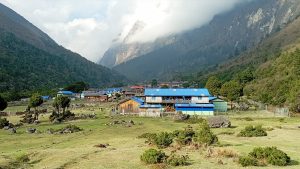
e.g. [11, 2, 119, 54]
[193, 122, 218, 145]
[140, 149, 166, 164]
[250, 147, 290, 166]
[239, 147, 291, 167]
[154, 132, 174, 148]
[173, 126, 195, 145]
[239, 156, 258, 167]
[0, 117, 9, 129]
[166, 154, 189, 166]
[238, 125, 267, 137]
[49, 110, 75, 122]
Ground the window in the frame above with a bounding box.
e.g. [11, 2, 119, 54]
[152, 97, 155, 100]
[198, 97, 202, 100]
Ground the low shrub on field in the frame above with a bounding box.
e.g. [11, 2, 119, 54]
[238, 125, 267, 137]
[140, 149, 167, 164]
[173, 126, 195, 145]
[239, 147, 291, 167]
[166, 154, 189, 166]
[154, 132, 174, 148]
[193, 122, 218, 145]
[239, 156, 259, 167]
[48, 124, 82, 134]
[0, 117, 9, 129]
[140, 149, 189, 166]
[49, 110, 75, 122]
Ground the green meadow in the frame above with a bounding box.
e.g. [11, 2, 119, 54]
[1, 103, 300, 169]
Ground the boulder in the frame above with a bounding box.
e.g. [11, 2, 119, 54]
[34, 120, 40, 125]
[27, 128, 37, 133]
[208, 116, 231, 128]
[3, 126, 10, 130]
[9, 128, 16, 134]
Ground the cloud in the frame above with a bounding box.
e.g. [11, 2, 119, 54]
[0, 0, 241, 62]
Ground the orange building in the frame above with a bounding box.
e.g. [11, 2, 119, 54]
[117, 97, 144, 114]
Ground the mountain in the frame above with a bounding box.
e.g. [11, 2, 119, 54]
[104, 0, 300, 81]
[99, 21, 177, 68]
[0, 3, 127, 100]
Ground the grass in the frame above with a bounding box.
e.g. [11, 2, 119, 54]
[1, 104, 300, 169]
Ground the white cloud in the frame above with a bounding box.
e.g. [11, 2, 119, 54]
[0, 0, 241, 62]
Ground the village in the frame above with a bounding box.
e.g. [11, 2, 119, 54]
[52, 83, 227, 117]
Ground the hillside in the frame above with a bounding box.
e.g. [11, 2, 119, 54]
[110, 0, 300, 81]
[185, 16, 300, 112]
[0, 3, 127, 100]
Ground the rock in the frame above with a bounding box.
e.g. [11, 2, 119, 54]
[9, 128, 16, 133]
[94, 143, 109, 148]
[34, 120, 40, 125]
[208, 116, 231, 128]
[27, 128, 37, 133]
[128, 120, 135, 125]
[3, 126, 10, 130]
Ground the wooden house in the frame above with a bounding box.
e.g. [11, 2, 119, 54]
[117, 97, 144, 114]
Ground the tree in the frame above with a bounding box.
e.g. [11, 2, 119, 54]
[64, 81, 89, 93]
[220, 80, 242, 109]
[53, 95, 71, 115]
[29, 93, 44, 120]
[151, 79, 158, 88]
[235, 68, 254, 85]
[0, 96, 7, 111]
[205, 76, 222, 96]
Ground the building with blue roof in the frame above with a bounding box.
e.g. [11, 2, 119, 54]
[57, 91, 74, 98]
[143, 88, 215, 115]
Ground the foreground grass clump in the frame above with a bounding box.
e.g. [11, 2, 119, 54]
[166, 154, 189, 166]
[239, 147, 291, 166]
[141, 149, 189, 167]
[140, 149, 166, 164]
[193, 122, 218, 145]
[238, 125, 267, 137]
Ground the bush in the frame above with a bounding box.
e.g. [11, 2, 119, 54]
[154, 132, 174, 148]
[250, 147, 290, 166]
[49, 110, 75, 122]
[0, 117, 9, 129]
[193, 122, 218, 145]
[239, 156, 258, 167]
[20, 112, 35, 124]
[239, 147, 291, 167]
[238, 125, 267, 137]
[48, 124, 82, 134]
[166, 154, 189, 166]
[140, 149, 166, 164]
[173, 126, 195, 145]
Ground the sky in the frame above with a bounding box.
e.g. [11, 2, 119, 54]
[0, 0, 242, 63]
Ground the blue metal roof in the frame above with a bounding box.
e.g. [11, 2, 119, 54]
[131, 97, 144, 104]
[58, 91, 74, 95]
[175, 103, 215, 108]
[209, 96, 217, 101]
[140, 104, 162, 108]
[144, 88, 211, 96]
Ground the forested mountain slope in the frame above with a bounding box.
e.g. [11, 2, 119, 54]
[0, 3, 127, 100]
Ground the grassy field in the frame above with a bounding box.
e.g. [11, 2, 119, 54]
[0, 103, 300, 169]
